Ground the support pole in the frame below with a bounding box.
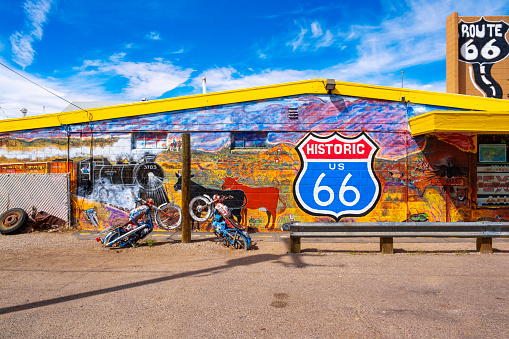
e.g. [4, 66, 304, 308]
[380, 237, 394, 254]
[290, 237, 301, 253]
[181, 133, 191, 243]
[476, 238, 493, 254]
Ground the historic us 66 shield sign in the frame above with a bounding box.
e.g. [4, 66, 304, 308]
[293, 132, 381, 220]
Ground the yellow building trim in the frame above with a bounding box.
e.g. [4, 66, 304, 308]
[409, 111, 509, 135]
[2, 79, 509, 133]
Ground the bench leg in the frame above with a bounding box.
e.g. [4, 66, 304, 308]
[290, 237, 301, 253]
[380, 237, 393, 254]
[476, 238, 493, 254]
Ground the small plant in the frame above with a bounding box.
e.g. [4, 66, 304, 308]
[145, 239, 155, 247]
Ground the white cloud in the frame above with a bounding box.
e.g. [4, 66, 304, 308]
[146, 31, 161, 40]
[269, 0, 508, 93]
[109, 53, 127, 62]
[311, 22, 323, 37]
[10, 0, 54, 68]
[196, 65, 447, 96]
[0, 58, 108, 119]
[346, 0, 509, 74]
[0, 54, 195, 120]
[287, 21, 338, 52]
[316, 30, 334, 48]
[195, 67, 310, 93]
[77, 56, 194, 99]
[287, 27, 309, 51]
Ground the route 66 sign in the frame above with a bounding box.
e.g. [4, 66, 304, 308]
[293, 132, 381, 221]
[458, 17, 509, 98]
[459, 18, 509, 64]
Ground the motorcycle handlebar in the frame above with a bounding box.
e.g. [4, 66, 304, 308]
[212, 195, 234, 203]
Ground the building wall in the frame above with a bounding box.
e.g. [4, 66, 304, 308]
[447, 13, 509, 99]
[0, 94, 505, 231]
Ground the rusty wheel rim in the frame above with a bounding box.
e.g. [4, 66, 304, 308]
[2, 212, 20, 229]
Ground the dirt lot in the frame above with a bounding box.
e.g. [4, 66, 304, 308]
[1, 232, 509, 338]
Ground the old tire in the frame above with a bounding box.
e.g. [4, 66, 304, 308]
[0, 208, 28, 235]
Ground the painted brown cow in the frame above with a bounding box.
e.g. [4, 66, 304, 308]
[221, 177, 286, 229]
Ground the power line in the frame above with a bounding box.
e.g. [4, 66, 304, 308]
[0, 61, 92, 119]
[0, 105, 18, 113]
[0, 107, 9, 118]
[0, 103, 28, 112]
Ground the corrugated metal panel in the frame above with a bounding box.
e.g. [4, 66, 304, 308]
[0, 173, 69, 222]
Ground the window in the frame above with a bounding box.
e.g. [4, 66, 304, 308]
[232, 132, 268, 149]
[133, 132, 167, 149]
[477, 134, 509, 207]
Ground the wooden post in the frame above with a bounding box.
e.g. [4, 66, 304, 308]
[477, 238, 493, 254]
[290, 237, 301, 253]
[181, 133, 191, 243]
[380, 237, 393, 254]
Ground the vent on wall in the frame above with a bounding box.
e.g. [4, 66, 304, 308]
[288, 107, 299, 119]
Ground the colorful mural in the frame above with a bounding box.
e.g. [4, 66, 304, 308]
[221, 176, 286, 230]
[1, 93, 508, 231]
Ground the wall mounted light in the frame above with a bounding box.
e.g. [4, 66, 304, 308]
[325, 79, 336, 93]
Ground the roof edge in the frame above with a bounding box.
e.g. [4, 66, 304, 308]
[2, 79, 509, 133]
[409, 110, 509, 135]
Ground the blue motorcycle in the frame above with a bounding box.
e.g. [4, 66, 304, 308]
[189, 194, 251, 250]
[97, 198, 182, 248]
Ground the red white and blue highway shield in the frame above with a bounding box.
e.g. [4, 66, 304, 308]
[293, 132, 381, 221]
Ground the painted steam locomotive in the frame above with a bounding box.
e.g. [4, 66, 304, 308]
[77, 155, 170, 208]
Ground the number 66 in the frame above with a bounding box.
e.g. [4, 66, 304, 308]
[313, 173, 360, 207]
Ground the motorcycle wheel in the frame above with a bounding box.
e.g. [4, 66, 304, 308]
[233, 233, 249, 250]
[189, 196, 212, 222]
[156, 203, 182, 230]
[104, 232, 121, 247]
[0, 208, 28, 235]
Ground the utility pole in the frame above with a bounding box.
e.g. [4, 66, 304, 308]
[181, 133, 191, 243]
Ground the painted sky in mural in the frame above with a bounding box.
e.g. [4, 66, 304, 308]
[0, 94, 452, 163]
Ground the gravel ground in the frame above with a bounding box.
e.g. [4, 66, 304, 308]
[1, 232, 509, 338]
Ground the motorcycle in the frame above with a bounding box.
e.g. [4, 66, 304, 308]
[189, 194, 251, 250]
[96, 198, 182, 248]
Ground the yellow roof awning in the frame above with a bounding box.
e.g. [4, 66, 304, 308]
[409, 110, 509, 136]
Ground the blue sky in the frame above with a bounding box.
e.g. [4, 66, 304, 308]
[0, 0, 508, 119]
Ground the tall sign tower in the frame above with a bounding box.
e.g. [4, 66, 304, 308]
[447, 12, 509, 99]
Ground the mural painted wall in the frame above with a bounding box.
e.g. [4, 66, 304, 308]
[1, 93, 508, 232]
[447, 13, 509, 99]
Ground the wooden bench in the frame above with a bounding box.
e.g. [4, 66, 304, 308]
[281, 222, 509, 254]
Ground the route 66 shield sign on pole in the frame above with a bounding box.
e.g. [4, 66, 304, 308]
[293, 132, 381, 221]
